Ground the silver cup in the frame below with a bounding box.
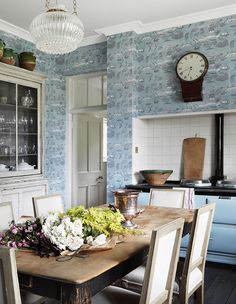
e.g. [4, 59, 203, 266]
[113, 189, 140, 229]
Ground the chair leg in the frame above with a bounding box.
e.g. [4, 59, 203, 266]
[179, 292, 188, 304]
[195, 285, 204, 304]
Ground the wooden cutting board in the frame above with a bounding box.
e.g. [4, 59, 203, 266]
[183, 137, 206, 180]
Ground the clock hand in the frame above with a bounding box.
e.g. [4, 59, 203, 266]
[187, 66, 193, 76]
[181, 67, 191, 73]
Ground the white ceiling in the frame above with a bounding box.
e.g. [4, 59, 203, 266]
[0, 0, 236, 38]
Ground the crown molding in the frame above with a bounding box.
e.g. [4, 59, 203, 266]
[0, 4, 236, 48]
[79, 34, 106, 47]
[0, 18, 33, 42]
[96, 4, 236, 36]
[140, 4, 236, 34]
[95, 21, 142, 36]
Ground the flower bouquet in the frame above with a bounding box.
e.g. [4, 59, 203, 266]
[0, 206, 136, 257]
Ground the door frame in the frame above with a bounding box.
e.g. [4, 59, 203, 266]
[66, 71, 107, 209]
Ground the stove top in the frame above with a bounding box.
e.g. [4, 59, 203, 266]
[216, 180, 236, 189]
[180, 179, 212, 188]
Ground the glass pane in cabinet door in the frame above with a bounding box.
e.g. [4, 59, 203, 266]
[0, 80, 16, 172]
[18, 85, 38, 171]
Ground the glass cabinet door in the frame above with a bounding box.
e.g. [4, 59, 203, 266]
[0, 79, 39, 175]
[0, 80, 16, 172]
[18, 85, 38, 171]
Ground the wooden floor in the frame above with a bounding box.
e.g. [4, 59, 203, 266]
[176, 262, 236, 304]
[204, 262, 236, 304]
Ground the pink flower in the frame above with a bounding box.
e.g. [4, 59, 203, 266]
[11, 228, 18, 234]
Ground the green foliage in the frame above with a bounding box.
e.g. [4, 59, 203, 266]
[61, 206, 129, 238]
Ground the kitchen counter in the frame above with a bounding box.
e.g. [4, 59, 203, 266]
[126, 181, 236, 197]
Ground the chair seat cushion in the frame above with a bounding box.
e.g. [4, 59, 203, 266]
[92, 286, 140, 304]
[121, 265, 145, 293]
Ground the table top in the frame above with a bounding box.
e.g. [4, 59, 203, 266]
[16, 206, 194, 285]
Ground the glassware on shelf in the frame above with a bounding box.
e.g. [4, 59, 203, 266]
[0, 96, 8, 104]
[31, 144, 37, 154]
[21, 90, 34, 107]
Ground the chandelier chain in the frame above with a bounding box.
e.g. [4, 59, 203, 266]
[73, 0, 78, 15]
[46, 0, 50, 10]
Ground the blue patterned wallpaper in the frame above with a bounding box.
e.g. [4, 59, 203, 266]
[106, 15, 236, 201]
[106, 32, 137, 201]
[134, 15, 236, 116]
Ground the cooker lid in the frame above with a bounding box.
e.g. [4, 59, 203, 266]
[180, 179, 212, 187]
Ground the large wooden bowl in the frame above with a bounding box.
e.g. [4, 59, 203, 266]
[140, 170, 173, 186]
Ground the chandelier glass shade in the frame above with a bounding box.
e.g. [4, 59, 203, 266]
[29, 2, 84, 55]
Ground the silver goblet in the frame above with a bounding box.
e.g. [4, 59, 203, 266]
[113, 189, 140, 229]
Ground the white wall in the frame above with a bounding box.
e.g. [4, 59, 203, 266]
[132, 113, 236, 184]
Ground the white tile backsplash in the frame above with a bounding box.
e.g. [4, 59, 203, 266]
[133, 113, 236, 183]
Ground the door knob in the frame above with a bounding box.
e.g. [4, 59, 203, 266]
[96, 176, 103, 181]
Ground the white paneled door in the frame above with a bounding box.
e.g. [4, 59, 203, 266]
[72, 114, 106, 208]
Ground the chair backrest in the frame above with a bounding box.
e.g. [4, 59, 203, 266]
[173, 187, 195, 209]
[0, 247, 22, 304]
[33, 194, 64, 217]
[140, 218, 184, 304]
[180, 203, 215, 298]
[149, 189, 185, 208]
[0, 202, 14, 231]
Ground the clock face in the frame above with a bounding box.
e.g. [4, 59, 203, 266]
[176, 52, 208, 82]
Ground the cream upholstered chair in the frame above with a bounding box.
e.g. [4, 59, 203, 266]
[0, 202, 14, 231]
[0, 247, 22, 304]
[120, 188, 185, 294]
[149, 189, 185, 208]
[33, 194, 64, 217]
[92, 218, 184, 304]
[0, 247, 54, 304]
[176, 203, 215, 304]
[173, 187, 195, 209]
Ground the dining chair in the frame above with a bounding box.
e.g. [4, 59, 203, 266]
[0, 247, 57, 304]
[0, 247, 22, 304]
[175, 203, 215, 304]
[33, 194, 64, 217]
[149, 188, 185, 208]
[0, 202, 14, 231]
[173, 187, 195, 209]
[92, 217, 185, 304]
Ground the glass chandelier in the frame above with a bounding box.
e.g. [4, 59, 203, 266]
[29, 0, 84, 55]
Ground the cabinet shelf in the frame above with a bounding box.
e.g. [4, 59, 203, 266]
[0, 131, 16, 135]
[18, 106, 37, 111]
[0, 155, 15, 157]
[0, 103, 15, 108]
[18, 133, 37, 136]
[0, 104, 37, 111]
[18, 154, 37, 157]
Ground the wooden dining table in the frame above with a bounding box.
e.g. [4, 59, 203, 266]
[16, 206, 194, 304]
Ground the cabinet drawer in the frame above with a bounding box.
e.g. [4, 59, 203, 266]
[195, 195, 236, 225]
[208, 224, 236, 255]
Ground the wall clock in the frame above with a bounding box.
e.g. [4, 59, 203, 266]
[176, 52, 208, 102]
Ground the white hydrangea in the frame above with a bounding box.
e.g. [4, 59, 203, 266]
[86, 234, 107, 246]
[42, 213, 84, 252]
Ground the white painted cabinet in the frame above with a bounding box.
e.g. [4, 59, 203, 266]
[0, 179, 47, 220]
[0, 63, 48, 221]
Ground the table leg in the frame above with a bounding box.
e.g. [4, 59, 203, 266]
[61, 283, 91, 304]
